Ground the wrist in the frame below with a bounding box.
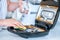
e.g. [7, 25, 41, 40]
[0, 19, 5, 26]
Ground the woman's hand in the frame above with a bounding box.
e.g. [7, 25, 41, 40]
[18, 0, 29, 14]
[0, 19, 25, 28]
[7, 0, 18, 12]
[7, 0, 29, 14]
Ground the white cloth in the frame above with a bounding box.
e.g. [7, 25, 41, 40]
[0, 0, 7, 19]
[10, 0, 19, 2]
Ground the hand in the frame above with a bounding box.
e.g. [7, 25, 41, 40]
[18, 0, 29, 14]
[0, 19, 25, 28]
[24, 10, 29, 14]
[7, 0, 18, 12]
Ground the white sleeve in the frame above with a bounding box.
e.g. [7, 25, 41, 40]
[0, 0, 7, 19]
[23, 1, 29, 10]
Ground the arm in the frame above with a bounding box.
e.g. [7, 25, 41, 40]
[0, 19, 4, 26]
[0, 19, 24, 28]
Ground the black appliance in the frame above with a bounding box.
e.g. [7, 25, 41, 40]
[7, 0, 60, 38]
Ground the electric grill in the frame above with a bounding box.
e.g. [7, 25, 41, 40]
[7, 0, 60, 38]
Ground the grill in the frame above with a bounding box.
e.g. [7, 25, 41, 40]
[7, 0, 60, 38]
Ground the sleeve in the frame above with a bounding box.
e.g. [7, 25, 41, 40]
[0, 0, 7, 19]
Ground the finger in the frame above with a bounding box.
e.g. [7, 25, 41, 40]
[15, 21, 24, 27]
[7, 24, 16, 27]
[14, 22, 26, 29]
[24, 10, 29, 14]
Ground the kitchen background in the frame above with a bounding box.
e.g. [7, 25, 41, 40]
[0, 0, 60, 40]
